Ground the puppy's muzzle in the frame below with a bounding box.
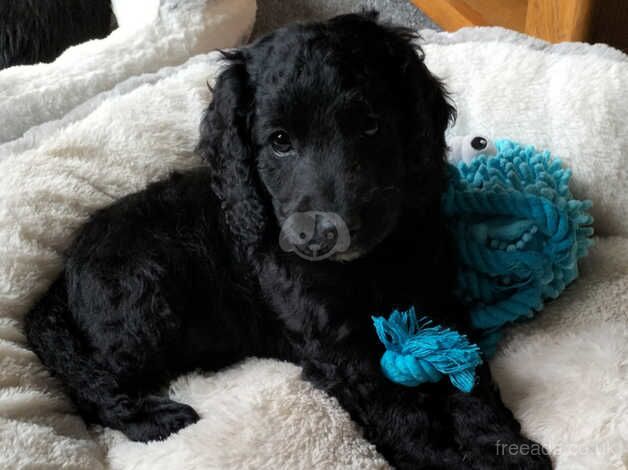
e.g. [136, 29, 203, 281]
[279, 211, 351, 261]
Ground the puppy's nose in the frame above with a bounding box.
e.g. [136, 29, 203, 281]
[318, 216, 337, 240]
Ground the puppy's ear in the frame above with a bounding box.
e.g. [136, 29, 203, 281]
[196, 51, 268, 256]
[387, 29, 456, 212]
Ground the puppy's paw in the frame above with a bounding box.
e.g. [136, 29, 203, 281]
[120, 396, 200, 442]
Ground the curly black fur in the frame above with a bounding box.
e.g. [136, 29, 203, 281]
[24, 13, 552, 469]
[0, 0, 112, 69]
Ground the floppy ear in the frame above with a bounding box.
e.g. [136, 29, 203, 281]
[196, 51, 269, 257]
[387, 29, 456, 213]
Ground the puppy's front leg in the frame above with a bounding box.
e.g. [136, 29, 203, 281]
[445, 364, 553, 470]
[258, 257, 466, 468]
[300, 338, 470, 469]
[259, 257, 551, 469]
[303, 346, 554, 470]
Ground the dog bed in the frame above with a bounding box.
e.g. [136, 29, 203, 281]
[0, 7, 626, 469]
[0, 0, 256, 147]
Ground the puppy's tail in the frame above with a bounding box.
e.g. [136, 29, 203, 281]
[23, 275, 119, 421]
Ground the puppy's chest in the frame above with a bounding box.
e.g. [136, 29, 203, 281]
[309, 263, 423, 321]
[351, 272, 420, 315]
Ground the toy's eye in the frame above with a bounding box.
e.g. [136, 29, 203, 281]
[471, 136, 488, 150]
[364, 114, 379, 136]
[270, 131, 294, 156]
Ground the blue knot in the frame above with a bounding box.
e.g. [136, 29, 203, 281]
[372, 307, 482, 393]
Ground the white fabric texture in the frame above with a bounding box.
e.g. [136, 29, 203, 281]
[421, 28, 628, 237]
[0, 0, 256, 146]
[0, 22, 626, 470]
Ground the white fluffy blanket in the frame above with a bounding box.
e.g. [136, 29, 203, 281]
[0, 7, 626, 469]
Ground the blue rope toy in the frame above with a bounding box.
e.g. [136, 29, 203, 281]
[373, 139, 594, 392]
[372, 308, 482, 392]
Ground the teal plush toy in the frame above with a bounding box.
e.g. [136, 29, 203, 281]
[374, 138, 594, 391]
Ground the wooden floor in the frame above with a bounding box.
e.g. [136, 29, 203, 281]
[411, 0, 627, 52]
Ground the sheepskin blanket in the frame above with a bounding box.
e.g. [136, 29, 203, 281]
[1, 13, 627, 470]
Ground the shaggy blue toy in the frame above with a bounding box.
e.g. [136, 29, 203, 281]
[445, 139, 594, 356]
[374, 139, 594, 391]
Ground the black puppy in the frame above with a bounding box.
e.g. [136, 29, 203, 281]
[25, 13, 552, 469]
[0, 0, 111, 69]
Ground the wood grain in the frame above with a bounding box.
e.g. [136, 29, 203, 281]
[412, 0, 626, 51]
[525, 0, 595, 42]
[411, 0, 488, 30]
[466, 0, 528, 31]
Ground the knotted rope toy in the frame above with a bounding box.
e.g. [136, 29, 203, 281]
[372, 308, 482, 392]
[373, 138, 594, 391]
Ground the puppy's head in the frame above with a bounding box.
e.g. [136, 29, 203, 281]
[198, 12, 454, 261]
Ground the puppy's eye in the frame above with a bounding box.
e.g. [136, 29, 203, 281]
[270, 131, 294, 156]
[364, 115, 379, 136]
